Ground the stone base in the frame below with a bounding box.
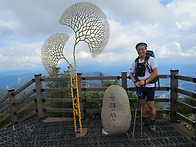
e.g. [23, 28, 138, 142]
[75, 128, 88, 137]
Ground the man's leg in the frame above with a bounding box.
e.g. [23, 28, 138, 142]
[148, 101, 156, 121]
[146, 88, 156, 131]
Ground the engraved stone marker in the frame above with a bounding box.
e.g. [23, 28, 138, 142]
[101, 85, 131, 134]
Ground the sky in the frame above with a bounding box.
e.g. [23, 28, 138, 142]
[0, 0, 196, 75]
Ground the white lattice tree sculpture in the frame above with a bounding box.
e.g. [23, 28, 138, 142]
[59, 2, 110, 134]
[59, 2, 110, 60]
[41, 2, 110, 134]
[41, 33, 70, 76]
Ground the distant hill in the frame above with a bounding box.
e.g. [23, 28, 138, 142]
[0, 71, 36, 89]
[0, 88, 7, 98]
[0, 71, 103, 97]
[0, 69, 195, 101]
[82, 71, 102, 77]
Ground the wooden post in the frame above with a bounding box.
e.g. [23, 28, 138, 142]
[8, 89, 17, 125]
[121, 71, 127, 90]
[34, 74, 44, 118]
[77, 73, 83, 119]
[170, 70, 179, 123]
[194, 75, 196, 141]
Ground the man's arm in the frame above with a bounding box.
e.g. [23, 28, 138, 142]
[139, 67, 158, 85]
[146, 67, 158, 83]
[130, 72, 141, 87]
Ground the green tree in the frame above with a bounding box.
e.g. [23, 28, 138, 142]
[178, 96, 195, 116]
[44, 69, 72, 117]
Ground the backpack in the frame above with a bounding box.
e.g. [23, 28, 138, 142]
[135, 50, 160, 86]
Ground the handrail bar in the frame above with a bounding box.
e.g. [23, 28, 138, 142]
[16, 90, 35, 104]
[42, 77, 70, 81]
[177, 75, 196, 83]
[0, 94, 8, 104]
[0, 104, 9, 114]
[177, 88, 196, 98]
[14, 79, 35, 95]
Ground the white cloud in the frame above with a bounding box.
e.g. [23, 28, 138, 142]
[155, 42, 196, 58]
[0, 0, 196, 72]
[167, 0, 196, 30]
[100, 0, 170, 22]
[0, 41, 42, 70]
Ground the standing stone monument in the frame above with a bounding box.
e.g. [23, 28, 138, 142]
[101, 85, 131, 134]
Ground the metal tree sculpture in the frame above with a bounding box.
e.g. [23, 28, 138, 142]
[59, 2, 110, 133]
[41, 2, 110, 134]
[41, 33, 70, 77]
[59, 2, 110, 59]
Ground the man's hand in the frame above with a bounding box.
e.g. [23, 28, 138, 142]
[135, 81, 141, 87]
[139, 80, 146, 86]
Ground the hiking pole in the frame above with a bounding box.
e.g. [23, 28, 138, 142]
[132, 102, 137, 140]
[141, 98, 143, 139]
[132, 85, 142, 140]
[140, 85, 144, 139]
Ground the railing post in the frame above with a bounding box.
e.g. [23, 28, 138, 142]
[77, 73, 84, 119]
[121, 71, 127, 90]
[194, 75, 196, 141]
[8, 89, 17, 125]
[170, 70, 179, 123]
[34, 74, 44, 118]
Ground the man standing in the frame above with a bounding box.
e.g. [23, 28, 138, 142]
[130, 42, 158, 131]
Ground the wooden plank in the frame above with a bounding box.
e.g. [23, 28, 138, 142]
[176, 112, 195, 127]
[0, 104, 9, 113]
[0, 113, 11, 123]
[16, 90, 35, 104]
[83, 87, 107, 91]
[18, 110, 37, 123]
[44, 88, 70, 92]
[158, 74, 170, 79]
[14, 79, 35, 95]
[0, 94, 8, 104]
[3, 122, 12, 129]
[85, 98, 103, 103]
[177, 100, 195, 113]
[128, 87, 169, 91]
[17, 100, 35, 114]
[86, 109, 101, 113]
[82, 76, 120, 80]
[154, 98, 170, 102]
[177, 75, 195, 83]
[178, 88, 195, 98]
[45, 98, 72, 103]
[46, 108, 73, 113]
[42, 77, 70, 81]
[155, 87, 170, 91]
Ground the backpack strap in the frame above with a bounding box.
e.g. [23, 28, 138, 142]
[134, 56, 140, 70]
[144, 55, 153, 73]
[135, 56, 139, 63]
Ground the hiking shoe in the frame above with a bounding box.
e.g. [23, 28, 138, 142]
[150, 120, 156, 132]
[141, 117, 148, 127]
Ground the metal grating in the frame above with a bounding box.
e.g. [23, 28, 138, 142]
[0, 118, 195, 147]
